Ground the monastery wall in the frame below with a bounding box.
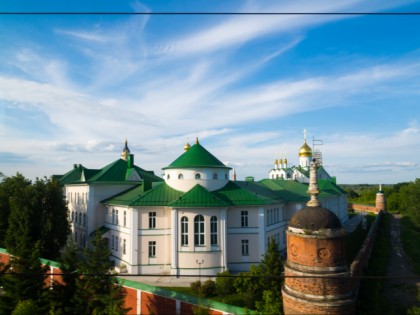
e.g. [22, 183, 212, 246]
[348, 203, 379, 214]
[0, 248, 248, 315]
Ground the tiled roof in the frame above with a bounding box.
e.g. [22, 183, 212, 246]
[169, 184, 230, 208]
[163, 143, 230, 170]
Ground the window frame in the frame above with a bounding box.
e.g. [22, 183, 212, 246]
[149, 212, 156, 229]
[194, 215, 205, 246]
[241, 210, 248, 227]
[148, 241, 156, 257]
[210, 216, 218, 245]
[241, 239, 249, 256]
[181, 216, 188, 246]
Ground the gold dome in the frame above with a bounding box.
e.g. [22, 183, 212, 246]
[299, 141, 313, 157]
[184, 142, 191, 151]
[274, 159, 278, 165]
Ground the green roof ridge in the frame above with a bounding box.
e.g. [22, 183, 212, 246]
[169, 184, 230, 208]
[163, 143, 231, 170]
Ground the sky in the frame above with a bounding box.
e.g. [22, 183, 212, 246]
[1, 0, 420, 184]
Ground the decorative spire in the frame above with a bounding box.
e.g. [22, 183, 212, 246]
[307, 158, 320, 207]
[121, 138, 131, 161]
[233, 164, 237, 181]
[195, 137, 199, 145]
[304, 128, 307, 142]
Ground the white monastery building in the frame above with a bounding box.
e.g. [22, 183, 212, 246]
[59, 136, 348, 276]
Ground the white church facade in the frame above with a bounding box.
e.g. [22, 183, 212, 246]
[60, 137, 348, 276]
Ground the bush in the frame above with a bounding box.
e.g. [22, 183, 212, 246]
[201, 280, 216, 298]
[215, 271, 235, 296]
[190, 280, 202, 293]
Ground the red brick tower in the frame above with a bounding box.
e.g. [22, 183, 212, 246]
[375, 184, 386, 212]
[282, 159, 355, 315]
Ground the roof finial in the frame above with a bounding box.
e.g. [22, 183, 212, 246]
[304, 128, 307, 142]
[307, 158, 320, 207]
[195, 137, 199, 145]
[121, 138, 130, 160]
[184, 137, 191, 151]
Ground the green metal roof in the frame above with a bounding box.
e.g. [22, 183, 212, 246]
[102, 184, 144, 206]
[162, 143, 231, 170]
[169, 184, 230, 208]
[129, 182, 184, 207]
[59, 159, 162, 185]
[258, 179, 309, 202]
[213, 181, 271, 206]
[101, 178, 345, 209]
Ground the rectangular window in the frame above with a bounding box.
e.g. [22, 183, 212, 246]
[181, 217, 188, 246]
[241, 240, 249, 256]
[112, 209, 115, 225]
[124, 211, 127, 227]
[241, 211, 248, 227]
[149, 212, 156, 229]
[148, 241, 156, 257]
[116, 210, 119, 225]
[111, 235, 115, 250]
[115, 236, 118, 251]
[123, 239, 126, 255]
[211, 217, 218, 245]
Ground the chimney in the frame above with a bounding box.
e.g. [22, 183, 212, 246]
[127, 154, 134, 169]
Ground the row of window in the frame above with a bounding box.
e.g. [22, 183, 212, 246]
[111, 209, 127, 227]
[180, 215, 218, 246]
[111, 235, 127, 255]
[67, 192, 88, 205]
[74, 231, 86, 247]
[167, 173, 228, 180]
[266, 207, 282, 226]
[71, 211, 86, 226]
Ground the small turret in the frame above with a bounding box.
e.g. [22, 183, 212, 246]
[375, 184, 386, 212]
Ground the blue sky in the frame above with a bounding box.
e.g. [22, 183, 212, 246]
[1, 0, 420, 184]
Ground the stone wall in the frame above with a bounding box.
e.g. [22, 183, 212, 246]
[348, 203, 379, 214]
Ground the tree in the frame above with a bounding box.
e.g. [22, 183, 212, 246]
[49, 238, 81, 314]
[233, 238, 283, 311]
[73, 232, 129, 315]
[0, 241, 49, 314]
[0, 173, 31, 247]
[29, 177, 69, 260]
[0, 174, 69, 260]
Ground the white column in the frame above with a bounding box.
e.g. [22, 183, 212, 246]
[221, 208, 228, 270]
[171, 208, 178, 275]
[258, 207, 266, 259]
[130, 208, 139, 273]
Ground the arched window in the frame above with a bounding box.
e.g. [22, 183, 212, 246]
[194, 215, 205, 246]
[178, 174, 184, 180]
[225, 174, 228, 180]
[210, 216, 218, 245]
[167, 174, 170, 180]
[195, 173, 201, 179]
[213, 173, 218, 180]
[181, 217, 188, 246]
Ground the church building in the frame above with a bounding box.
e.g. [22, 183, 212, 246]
[59, 136, 348, 276]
